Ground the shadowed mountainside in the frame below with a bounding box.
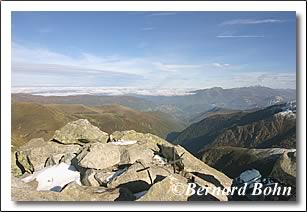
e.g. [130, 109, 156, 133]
[200, 146, 295, 178]
[170, 103, 296, 155]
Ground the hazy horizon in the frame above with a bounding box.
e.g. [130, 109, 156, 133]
[11, 85, 296, 97]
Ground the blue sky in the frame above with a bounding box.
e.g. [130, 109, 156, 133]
[11, 11, 296, 89]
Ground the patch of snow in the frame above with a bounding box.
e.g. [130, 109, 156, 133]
[244, 98, 250, 103]
[267, 148, 296, 155]
[281, 101, 296, 112]
[243, 98, 256, 105]
[153, 154, 168, 165]
[105, 168, 127, 183]
[253, 148, 296, 156]
[250, 148, 296, 161]
[275, 110, 296, 119]
[22, 162, 80, 192]
[274, 101, 296, 119]
[94, 188, 108, 193]
[110, 140, 138, 145]
[268, 96, 284, 105]
[134, 190, 148, 199]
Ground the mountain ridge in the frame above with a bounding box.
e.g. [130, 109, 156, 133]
[170, 102, 296, 155]
[12, 86, 296, 122]
[12, 102, 185, 150]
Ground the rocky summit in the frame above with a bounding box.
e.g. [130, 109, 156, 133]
[53, 119, 109, 145]
[11, 119, 232, 201]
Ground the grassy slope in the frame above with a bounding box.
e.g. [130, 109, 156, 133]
[12, 102, 185, 150]
[11, 93, 155, 111]
[11, 102, 75, 150]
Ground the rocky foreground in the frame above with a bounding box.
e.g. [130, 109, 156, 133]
[11, 119, 232, 201]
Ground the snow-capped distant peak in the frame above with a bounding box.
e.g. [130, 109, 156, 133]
[268, 96, 284, 106]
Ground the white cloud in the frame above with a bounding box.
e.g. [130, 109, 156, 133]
[11, 86, 197, 97]
[12, 43, 294, 89]
[217, 35, 265, 38]
[257, 73, 296, 84]
[212, 63, 230, 68]
[12, 42, 206, 75]
[221, 19, 287, 25]
[152, 62, 202, 73]
[228, 72, 296, 89]
[12, 42, 75, 64]
[11, 42, 206, 87]
[12, 42, 151, 75]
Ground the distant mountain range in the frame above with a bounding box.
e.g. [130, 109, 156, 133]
[12, 86, 296, 122]
[141, 86, 295, 121]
